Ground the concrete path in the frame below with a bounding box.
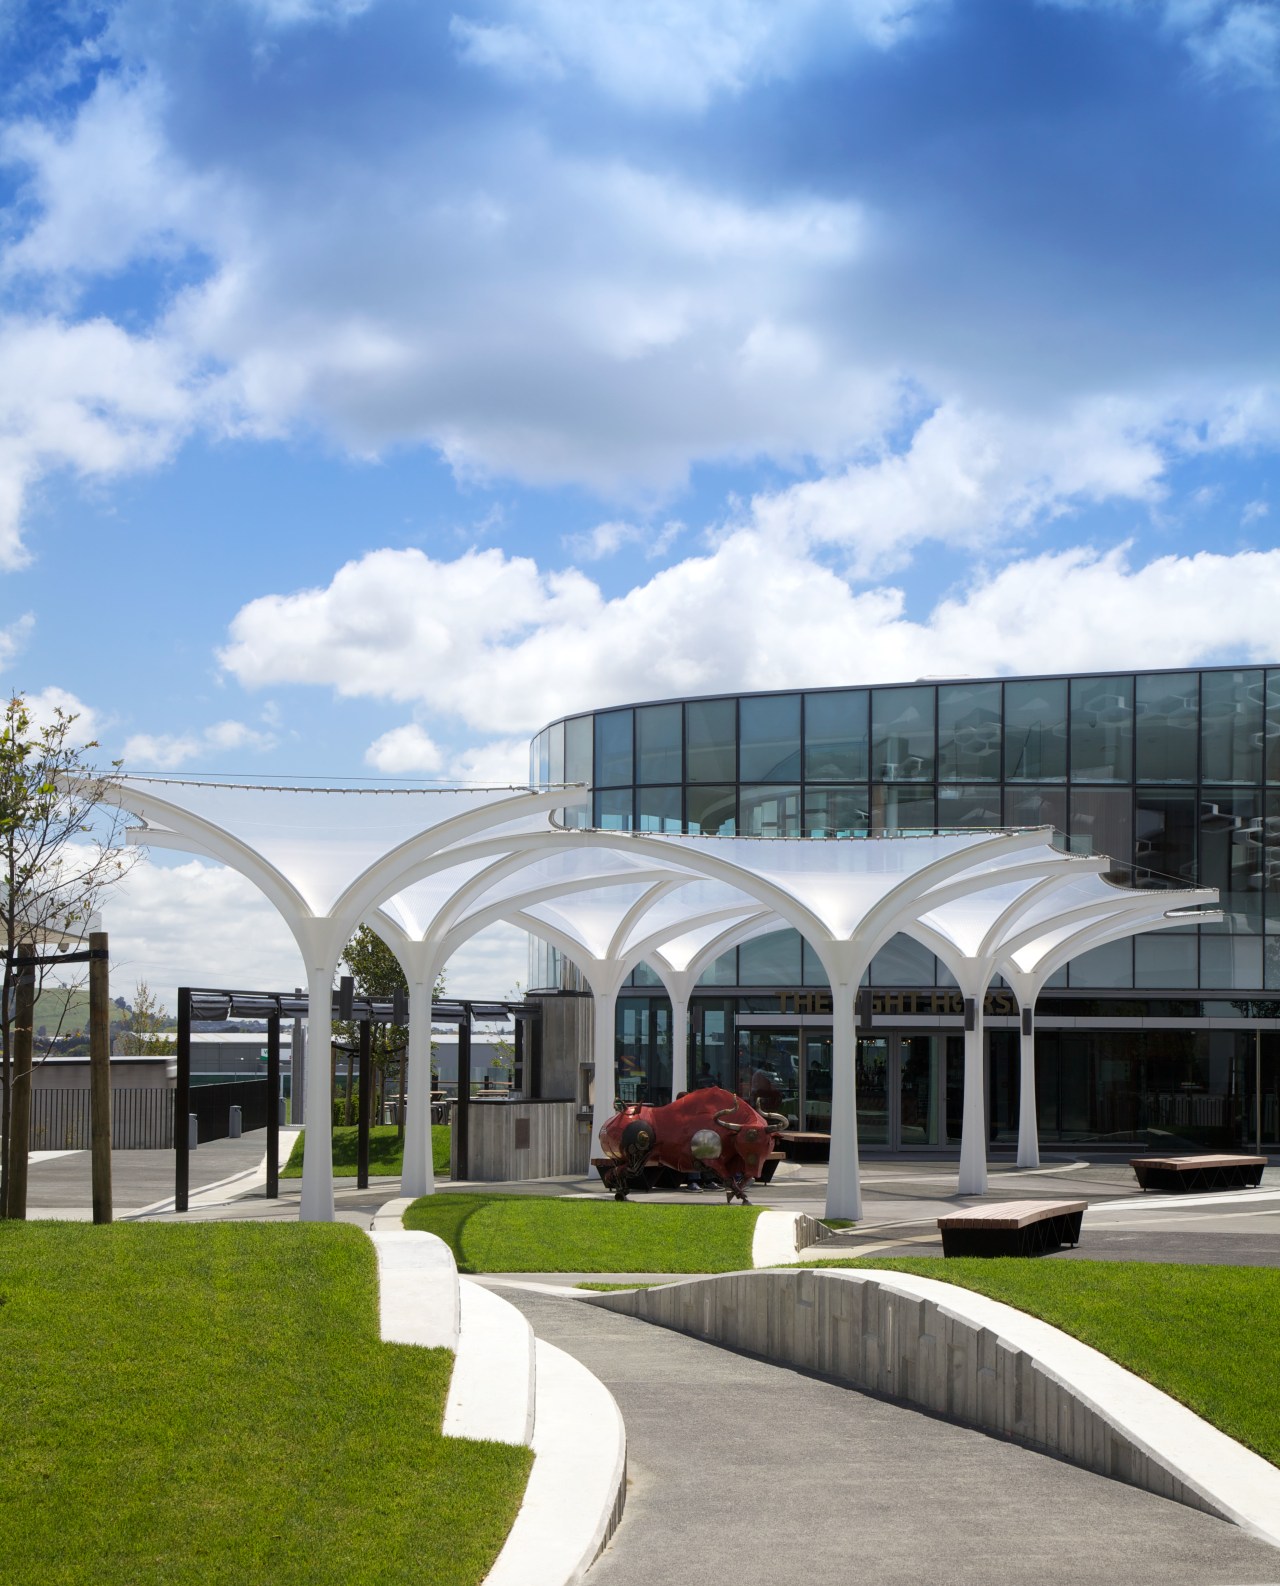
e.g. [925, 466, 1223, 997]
[501, 1288, 1280, 1586]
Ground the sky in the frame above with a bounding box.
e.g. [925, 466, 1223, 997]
[2, 0, 1279, 1009]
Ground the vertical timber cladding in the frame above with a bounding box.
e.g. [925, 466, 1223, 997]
[465, 1100, 581, 1180]
[774, 989, 1018, 1017]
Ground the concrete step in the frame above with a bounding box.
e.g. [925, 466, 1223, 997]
[444, 1276, 537, 1446]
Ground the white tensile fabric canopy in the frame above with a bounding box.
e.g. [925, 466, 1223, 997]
[95, 778, 1217, 1221]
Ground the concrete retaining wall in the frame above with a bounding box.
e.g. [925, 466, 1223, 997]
[586, 1269, 1224, 1521]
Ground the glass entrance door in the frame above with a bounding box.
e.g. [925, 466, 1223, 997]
[856, 1037, 890, 1145]
[899, 1034, 941, 1146]
[803, 1031, 831, 1132]
[735, 1028, 800, 1127]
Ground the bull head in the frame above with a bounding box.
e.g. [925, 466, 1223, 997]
[712, 1103, 742, 1133]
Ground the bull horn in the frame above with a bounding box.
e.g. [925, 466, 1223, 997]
[763, 1111, 789, 1130]
[713, 1105, 742, 1133]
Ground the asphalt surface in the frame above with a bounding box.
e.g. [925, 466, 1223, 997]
[504, 1288, 1280, 1586]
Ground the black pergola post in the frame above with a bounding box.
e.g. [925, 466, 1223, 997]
[266, 1011, 280, 1199]
[357, 1015, 372, 1190]
[455, 1008, 471, 1182]
[175, 987, 191, 1213]
[513, 1016, 524, 1096]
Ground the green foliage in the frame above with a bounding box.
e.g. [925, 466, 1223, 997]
[0, 1221, 531, 1585]
[403, 1192, 762, 1273]
[116, 980, 172, 1055]
[281, 1124, 451, 1178]
[809, 1256, 1280, 1468]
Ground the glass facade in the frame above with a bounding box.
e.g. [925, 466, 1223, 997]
[529, 666, 1280, 1150]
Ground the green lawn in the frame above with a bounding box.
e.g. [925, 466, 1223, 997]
[811, 1256, 1280, 1468]
[404, 1192, 762, 1273]
[281, 1123, 450, 1179]
[0, 1222, 530, 1586]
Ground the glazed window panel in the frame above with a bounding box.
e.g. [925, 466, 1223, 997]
[1200, 933, 1263, 990]
[1201, 789, 1263, 899]
[594, 709, 633, 786]
[564, 714, 593, 785]
[696, 952, 738, 988]
[593, 789, 633, 830]
[548, 720, 565, 784]
[635, 703, 682, 785]
[738, 928, 803, 985]
[636, 786, 682, 832]
[1070, 675, 1134, 782]
[739, 694, 801, 781]
[871, 686, 934, 781]
[686, 784, 737, 836]
[1066, 936, 1134, 988]
[535, 730, 550, 784]
[803, 786, 870, 837]
[740, 784, 802, 837]
[1267, 672, 1280, 783]
[937, 784, 1003, 828]
[1133, 931, 1198, 989]
[1069, 787, 1132, 880]
[686, 698, 736, 783]
[1134, 788, 1198, 887]
[1004, 679, 1068, 781]
[1004, 784, 1067, 842]
[937, 682, 1002, 781]
[804, 689, 869, 781]
[803, 938, 830, 986]
[869, 933, 936, 986]
[1135, 672, 1198, 783]
[1201, 669, 1264, 785]
[872, 785, 935, 833]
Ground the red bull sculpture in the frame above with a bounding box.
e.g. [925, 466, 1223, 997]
[596, 1086, 788, 1203]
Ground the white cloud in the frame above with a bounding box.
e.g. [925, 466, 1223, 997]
[223, 533, 1280, 737]
[443, 737, 532, 784]
[0, 611, 35, 666]
[741, 400, 1166, 576]
[124, 719, 278, 770]
[564, 518, 683, 560]
[450, 0, 938, 110]
[1047, 1, 1280, 88]
[364, 723, 445, 774]
[1242, 498, 1269, 523]
[0, 313, 196, 566]
[23, 686, 101, 742]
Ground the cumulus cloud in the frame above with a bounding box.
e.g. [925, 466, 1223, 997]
[0, 612, 35, 666]
[0, 313, 196, 566]
[565, 518, 683, 560]
[22, 686, 102, 742]
[449, 0, 937, 110]
[222, 535, 1280, 735]
[364, 723, 445, 774]
[124, 719, 278, 770]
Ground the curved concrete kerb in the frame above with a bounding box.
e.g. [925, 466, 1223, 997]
[368, 1200, 628, 1585]
[585, 1267, 1280, 1551]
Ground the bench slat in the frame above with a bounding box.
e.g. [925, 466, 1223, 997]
[938, 1198, 1086, 1232]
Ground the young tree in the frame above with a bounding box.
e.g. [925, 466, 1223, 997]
[339, 926, 444, 1132]
[117, 980, 172, 1056]
[1, 694, 136, 1217]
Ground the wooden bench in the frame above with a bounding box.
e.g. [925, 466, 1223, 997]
[937, 1199, 1086, 1258]
[1130, 1154, 1266, 1193]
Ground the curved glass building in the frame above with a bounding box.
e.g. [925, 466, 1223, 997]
[528, 665, 1280, 1155]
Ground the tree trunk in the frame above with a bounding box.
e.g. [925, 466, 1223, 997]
[5, 968, 34, 1219]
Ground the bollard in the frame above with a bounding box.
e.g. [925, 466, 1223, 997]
[188, 1114, 198, 1151]
[229, 1104, 242, 1139]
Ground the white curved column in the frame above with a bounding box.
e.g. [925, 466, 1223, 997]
[669, 987, 690, 1096]
[957, 982, 988, 1197]
[589, 968, 628, 1159]
[1016, 1011, 1041, 1170]
[401, 955, 439, 1199]
[301, 959, 337, 1222]
[826, 981, 862, 1221]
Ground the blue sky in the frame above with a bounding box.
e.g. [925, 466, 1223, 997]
[2, 0, 1279, 999]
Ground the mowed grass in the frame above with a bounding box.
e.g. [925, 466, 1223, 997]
[281, 1123, 450, 1178]
[815, 1256, 1280, 1468]
[0, 1222, 530, 1586]
[404, 1192, 761, 1273]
